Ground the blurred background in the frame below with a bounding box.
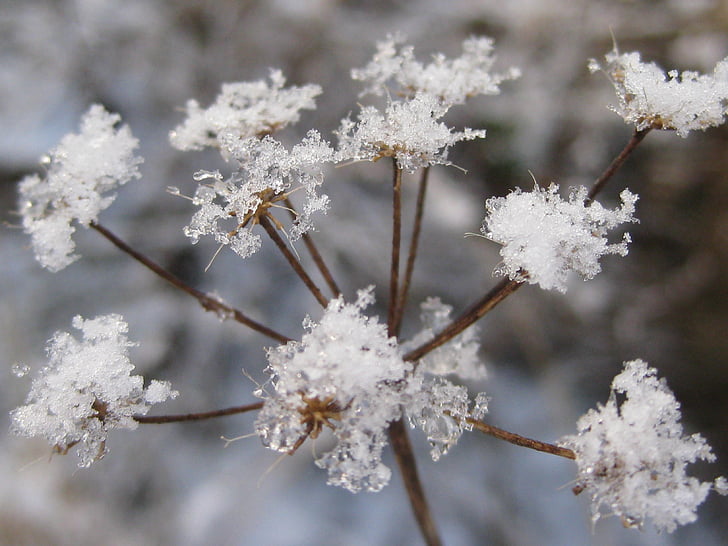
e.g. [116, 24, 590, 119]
[1, 1, 727, 544]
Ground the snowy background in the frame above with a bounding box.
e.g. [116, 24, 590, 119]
[2, 1, 727, 544]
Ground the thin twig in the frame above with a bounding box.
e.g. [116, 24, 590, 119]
[387, 161, 403, 335]
[388, 418, 442, 546]
[466, 417, 575, 460]
[134, 402, 264, 424]
[393, 166, 430, 336]
[90, 222, 290, 343]
[283, 197, 342, 297]
[587, 128, 651, 202]
[259, 216, 329, 308]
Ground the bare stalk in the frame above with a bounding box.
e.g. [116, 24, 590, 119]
[259, 216, 329, 308]
[387, 160, 403, 335]
[90, 222, 290, 343]
[135, 402, 264, 424]
[389, 418, 442, 546]
[587, 128, 650, 202]
[466, 417, 575, 460]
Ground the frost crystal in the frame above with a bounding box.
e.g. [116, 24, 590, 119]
[10, 314, 177, 467]
[560, 360, 721, 533]
[591, 48, 728, 137]
[352, 34, 520, 107]
[17, 105, 142, 271]
[336, 93, 485, 172]
[255, 287, 412, 493]
[481, 184, 638, 292]
[169, 70, 321, 153]
[183, 130, 334, 259]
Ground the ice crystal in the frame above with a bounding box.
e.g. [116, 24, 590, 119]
[481, 184, 638, 292]
[560, 360, 722, 533]
[590, 48, 728, 137]
[183, 130, 334, 259]
[169, 70, 321, 154]
[352, 34, 520, 107]
[17, 105, 142, 271]
[10, 314, 177, 467]
[255, 287, 412, 493]
[336, 93, 485, 172]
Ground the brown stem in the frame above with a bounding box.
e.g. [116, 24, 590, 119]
[467, 417, 575, 460]
[283, 197, 341, 297]
[587, 128, 650, 202]
[388, 161, 403, 335]
[134, 401, 264, 424]
[259, 215, 329, 308]
[389, 418, 442, 546]
[393, 166, 430, 336]
[90, 222, 290, 343]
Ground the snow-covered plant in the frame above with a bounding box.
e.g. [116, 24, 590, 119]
[17, 104, 142, 271]
[11, 314, 176, 467]
[590, 48, 728, 137]
[560, 360, 725, 532]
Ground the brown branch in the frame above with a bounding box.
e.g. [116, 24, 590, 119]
[134, 401, 264, 424]
[388, 161, 403, 335]
[90, 222, 291, 343]
[587, 128, 651, 202]
[259, 215, 329, 308]
[467, 417, 575, 460]
[389, 418, 442, 546]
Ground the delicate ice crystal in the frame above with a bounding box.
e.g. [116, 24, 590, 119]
[481, 184, 638, 292]
[11, 314, 177, 467]
[17, 105, 142, 271]
[560, 360, 722, 532]
[169, 70, 321, 154]
[591, 48, 728, 137]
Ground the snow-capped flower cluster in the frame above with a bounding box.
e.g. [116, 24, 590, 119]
[255, 287, 412, 493]
[336, 92, 486, 172]
[352, 34, 520, 107]
[559, 360, 724, 532]
[17, 105, 143, 271]
[11, 314, 177, 467]
[481, 183, 638, 292]
[179, 130, 334, 259]
[169, 70, 321, 154]
[590, 48, 728, 137]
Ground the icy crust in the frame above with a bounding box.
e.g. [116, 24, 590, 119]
[181, 130, 334, 259]
[481, 184, 638, 292]
[17, 105, 142, 271]
[11, 314, 177, 467]
[591, 48, 728, 137]
[560, 360, 723, 533]
[169, 70, 321, 153]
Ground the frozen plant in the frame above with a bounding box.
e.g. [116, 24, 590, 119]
[560, 360, 726, 533]
[17, 104, 143, 271]
[11, 314, 177, 468]
[590, 47, 728, 137]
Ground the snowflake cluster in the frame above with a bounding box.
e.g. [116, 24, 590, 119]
[590, 48, 728, 137]
[11, 314, 177, 467]
[481, 184, 638, 292]
[169, 70, 321, 154]
[17, 105, 143, 271]
[560, 360, 725, 532]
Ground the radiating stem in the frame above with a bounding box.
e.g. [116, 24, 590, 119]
[259, 215, 329, 308]
[135, 402, 264, 424]
[393, 166, 430, 336]
[466, 417, 575, 459]
[389, 418, 442, 546]
[91, 222, 290, 343]
[388, 161, 403, 335]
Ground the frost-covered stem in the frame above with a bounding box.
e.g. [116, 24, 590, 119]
[388, 161, 403, 335]
[405, 277, 523, 364]
[388, 418, 442, 546]
[284, 197, 341, 297]
[393, 166, 430, 335]
[259, 215, 329, 307]
[90, 222, 290, 343]
[135, 402, 264, 424]
[587, 128, 651, 202]
[465, 417, 576, 459]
